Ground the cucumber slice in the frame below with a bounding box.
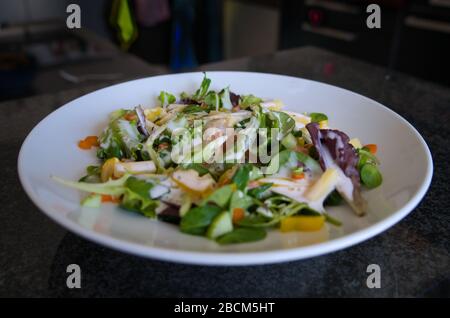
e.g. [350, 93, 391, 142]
[206, 211, 233, 239]
[281, 133, 297, 149]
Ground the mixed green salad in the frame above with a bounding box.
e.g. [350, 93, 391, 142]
[54, 74, 383, 245]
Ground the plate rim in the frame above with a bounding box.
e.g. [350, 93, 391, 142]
[17, 71, 434, 265]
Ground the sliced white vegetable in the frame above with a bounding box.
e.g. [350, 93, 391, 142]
[260, 100, 283, 111]
[149, 184, 170, 199]
[114, 161, 156, 178]
[256, 206, 273, 218]
[305, 168, 339, 201]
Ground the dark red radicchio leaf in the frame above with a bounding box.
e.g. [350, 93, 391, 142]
[158, 201, 180, 224]
[134, 105, 149, 138]
[306, 122, 366, 215]
[230, 92, 240, 107]
[179, 98, 201, 105]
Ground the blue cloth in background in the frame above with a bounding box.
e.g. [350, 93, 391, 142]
[170, 0, 223, 71]
[170, 0, 197, 71]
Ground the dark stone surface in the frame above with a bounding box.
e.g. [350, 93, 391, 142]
[1, 47, 449, 297]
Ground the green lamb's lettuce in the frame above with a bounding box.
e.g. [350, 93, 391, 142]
[158, 91, 176, 107]
[267, 111, 295, 140]
[229, 190, 254, 210]
[240, 94, 262, 108]
[204, 91, 220, 111]
[309, 112, 328, 123]
[231, 164, 252, 191]
[120, 177, 159, 218]
[181, 105, 205, 114]
[200, 184, 234, 208]
[180, 204, 222, 235]
[216, 227, 266, 245]
[248, 183, 273, 200]
[192, 73, 211, 100]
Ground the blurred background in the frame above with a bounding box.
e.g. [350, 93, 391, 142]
[0, 0, 449, 101]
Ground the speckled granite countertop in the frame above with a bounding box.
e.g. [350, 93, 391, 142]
[0, 47, 448, 297]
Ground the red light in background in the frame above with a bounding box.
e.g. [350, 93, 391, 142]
[308, 9, 324, 26]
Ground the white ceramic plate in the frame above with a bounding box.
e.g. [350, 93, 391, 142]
[18, 72, 433, 265]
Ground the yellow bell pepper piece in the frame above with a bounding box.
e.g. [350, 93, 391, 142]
[319, 120, 328, 129]
[101, 157, 120, 182]
[280, 215, 325, 232]
[144, 107, 163, 122]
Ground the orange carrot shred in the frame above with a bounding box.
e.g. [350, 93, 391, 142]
[291, 172, 305, 180]
[364, 144, 377, 154]
[124, 113, 137, 121]
[78, 136, 99, 150]
[101, 195, 120, 204]
[232, 208, 245, 223]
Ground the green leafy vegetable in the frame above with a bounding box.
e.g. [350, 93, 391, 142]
[309, 112, 328, 123]
[216, 228, 266, 245]
[158, 91, 176, 107]
[240, 94, 262, 108]
[200, 184, 234, 208]
[229, 190, 254, 210]
[120, 177, 158, 218]
[97, 126, 124, 160]
[109, 109, 127, 121]
[193, 73, 211, 100]
[182, 105, 205, 114]
[204, 91, 220, 110]
[109, 119, 143, 160]
[231, 164, 252, 191]
[324, 190, 343, 206]
[248, 183, 273, 200]
[281, 133, 297, 149]
[268, 111, 295, 139]
[180, 204, 223, 235]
